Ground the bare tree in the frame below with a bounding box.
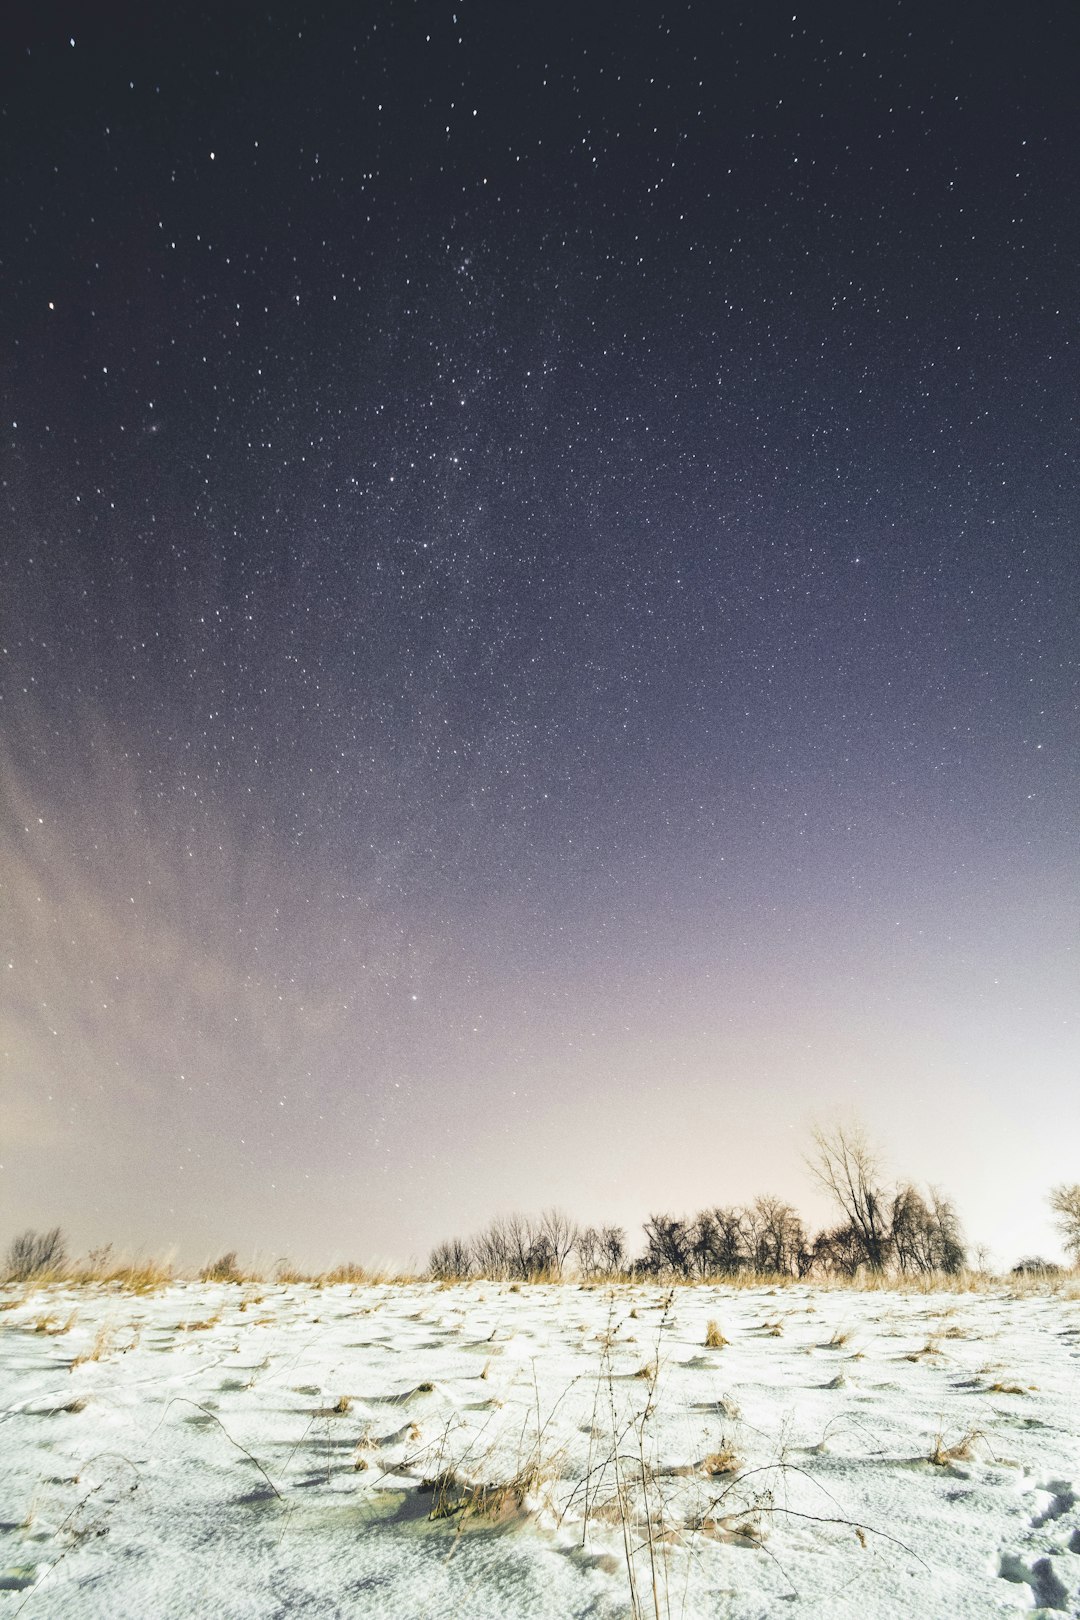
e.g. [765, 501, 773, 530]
[461, 1212, 572, 1280]
[503, 1212, 540, 1279]
[810, 1222, 864, 1277]
[743, 1204, 766, 1271]
[890, 1184, 965, 1275]
[598, 1224, 627, 1275]
[688, 1209, 719, 1277]
[971, 1242, 992, 1275]
[5, 1227, 67, 1281]
[807, 1123, 892, 1272]
[794, 1238, 816, 1278]
[429, 1237, 472, 1280]
[574, 1222, 626, 1279]
[575, 1225, 602, 1278]
[891, 1184, 934, 1274]
[747, 1196, 806, 1275]
[688, 1206, 765, 1277]
[472, 1216, 515, 1278]
[539, 1208, 578, 1278]
[928, 1187, 966, 1273]
[709, 1206, 750, 1275]
[641, 1214, 692, 1276]
[1049, 1184, 1080, 1266]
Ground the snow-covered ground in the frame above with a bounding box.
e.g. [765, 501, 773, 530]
[1, 1278, 1078, 1618]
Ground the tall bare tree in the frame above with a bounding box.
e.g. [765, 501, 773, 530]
[807, 1123, 892, 1272]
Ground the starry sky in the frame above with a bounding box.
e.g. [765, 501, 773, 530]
[2, 2, 1077, 1269]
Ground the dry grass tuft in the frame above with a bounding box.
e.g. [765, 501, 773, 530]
[421, 1470, 469, 1520]
[928, 1427, 984, 1466]
[71, 1324, 114, 1367]
[421, 1458, 554, 1526]
[700, 1447, 740, 1476]
[83, 1260, 174, 1292]
[117, 1262, 173, 1293]
[704, 1320, 728, 1349]
[32, 1311, 77, 1336]
[318, 1262, 372, 1286]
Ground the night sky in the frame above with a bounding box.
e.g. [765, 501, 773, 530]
[2, 2, 1077, 1269]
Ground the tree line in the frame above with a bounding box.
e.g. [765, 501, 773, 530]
[4, 1130, 1079, 1284]
[429, 1127, 1079, 1282]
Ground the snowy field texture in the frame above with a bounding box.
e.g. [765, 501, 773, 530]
[2, 1279, 1079, 1619]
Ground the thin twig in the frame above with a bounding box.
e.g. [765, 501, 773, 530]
[159, 1397, 283, 1500]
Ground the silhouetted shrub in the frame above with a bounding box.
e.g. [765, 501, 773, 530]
[1011, 1256, 1064, 1277]
[5, 1227, 67, 1281]
[200, 1250, 242, 1283]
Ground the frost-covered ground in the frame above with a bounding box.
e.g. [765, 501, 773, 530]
[1, 1279, 1079, 1619]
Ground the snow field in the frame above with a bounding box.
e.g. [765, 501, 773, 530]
[1, 1279, 1079, 1618]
